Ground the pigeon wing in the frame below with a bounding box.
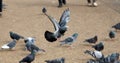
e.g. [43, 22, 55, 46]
[45, 13, 59, 32]
[7, 40, 16, 49]
[59, 8, 70, 27]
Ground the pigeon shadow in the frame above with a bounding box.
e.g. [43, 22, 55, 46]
[0, 49, 16, 52]
[102, 38, 118, 42]
[82, 43, 94, 46]
[56, 45, 73, 49]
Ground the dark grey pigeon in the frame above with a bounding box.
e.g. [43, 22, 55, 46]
[87, 59, 104, 63]
[9, 31, 24, 41]
[42, 7, 47, 14]
[110, 53, 119, 63]
[84, 35, 98, 44]
[60, 33, 78, 46]
[45, 57, 65, 63]
[112, 23, 120, 31]
[1, 39, 17, 50]
[104, 53, 119, 63]
[109, 31, 116, 39]
[25, 42, 45, 53]
[84, 50, 104, 60]
[92, 42, 104, 51]
[19, 50, 36, 63]
[44, 8, 70, 42]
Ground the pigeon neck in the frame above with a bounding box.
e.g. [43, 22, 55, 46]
[31, 50, 36, 55]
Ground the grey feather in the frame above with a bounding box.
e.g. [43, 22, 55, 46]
[7, 40, 17, 49]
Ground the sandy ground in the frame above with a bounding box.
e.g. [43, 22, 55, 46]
[0, 0, 120, 63]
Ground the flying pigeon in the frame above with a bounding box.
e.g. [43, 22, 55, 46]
[109, 31, 116, 39]
[45, 57, 65, 63]
[24, 37, 36, 44]
[112, 23, 120, 31]
[25, 42, 45, 53]
[1, 39, 17, 50]
[19, 50, 36, 63]
[42, 7, 47, 14]
[44, 8, 70, 42]
[9, 31, 24, 41]
[84, 50, 104, 60]
[84, 35, 98, 44]
[92, 42, 104, 51]
[59, 33, 78, 46]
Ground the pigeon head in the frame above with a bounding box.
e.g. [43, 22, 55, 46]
[42, 7, 47, 13]
[99, 42, 103, 45]
[9, 31, 13, 35]
[44, 31, 57, 42]
[94, 35, 98, 41]
[110, 31, 115, 35]
[72, 33, 78, 38]
[60, 57, 65, 62]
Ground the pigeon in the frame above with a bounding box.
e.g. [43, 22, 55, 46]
[109, 31, 116, 39]
[87, 59, 104, 63]
[104, 53, 119, 63]
[1, 39, 17, 50]
[45, 57, 65, 63]
[84, 35, 98, 44]
[19, 50, 36, 63]
[24, 37, 36, 44]
[44, 8, 70, 42]
[25, 42, 45, 53]
[84, 50, 104, 60]
[110, 53, 119, 63]
[92, 42, 104, 51]
[60, 33, 78, 46]
[42, 7, 47, 14]
[9, 31, 24, 41]
[112, 23, 120, 31]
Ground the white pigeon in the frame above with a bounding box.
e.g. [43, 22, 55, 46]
[84, 50, 104, 60]
[24, 37, 36, 44]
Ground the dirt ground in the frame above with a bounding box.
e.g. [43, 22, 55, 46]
[0, 0, 120, 63]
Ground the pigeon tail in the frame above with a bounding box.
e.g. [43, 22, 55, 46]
[1, 44, 10, 49]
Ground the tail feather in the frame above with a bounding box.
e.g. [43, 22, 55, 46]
[20, 36, 24, 39]
[1, 44, 9, 49]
